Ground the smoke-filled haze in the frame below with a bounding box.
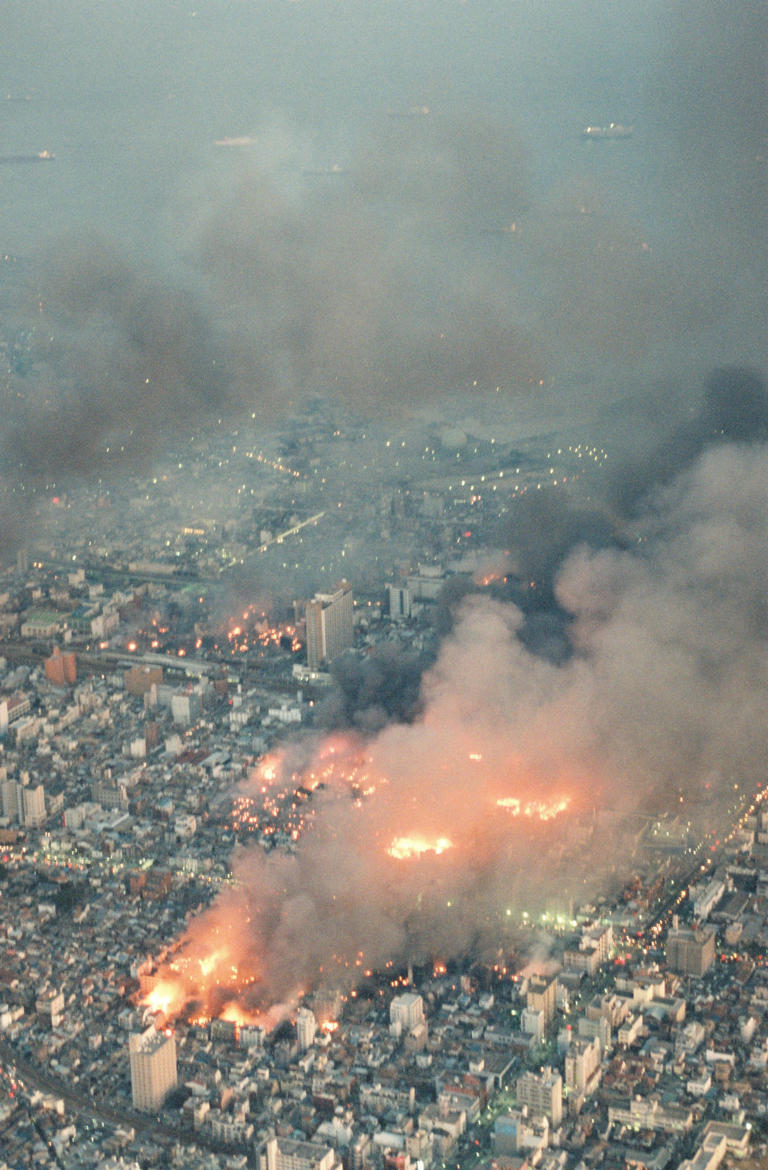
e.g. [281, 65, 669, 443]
[2, 1, 765, 508]
[1, 1, 766, 1013]
[145, 433, 768, 1018]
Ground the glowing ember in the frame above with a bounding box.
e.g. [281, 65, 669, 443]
[387, 835, 453, 860]
[259, 759, 278, 785]
[198, 951, 225, 979]
[496, 796, 571, 820]
[219, 605, 302, 656]
[474, 570, 509, 587]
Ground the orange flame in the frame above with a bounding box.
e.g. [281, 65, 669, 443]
[496, 795, 571, 820]
[387, 835, 453, 860]
[143, 977, 187, 1020]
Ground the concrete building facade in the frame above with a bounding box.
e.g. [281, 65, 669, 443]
[305, 582, 354, 670]
[129, 1026, 177, 1112]
[516, 1066, 563, 1126]
[667, 921, 716, 976]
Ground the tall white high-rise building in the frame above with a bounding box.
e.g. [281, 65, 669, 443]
[296, 1007, 316, 1052]
[564, 1035, 601, 1096]
[129, 1026, 177, 1112]
[516, 1066, 563, 1127]
[390, 992, 425, 1032]
[305, 582, 354, 670]
[0, 778, 44, 827]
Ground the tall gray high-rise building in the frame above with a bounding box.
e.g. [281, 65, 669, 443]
[666, 919, 716, 976]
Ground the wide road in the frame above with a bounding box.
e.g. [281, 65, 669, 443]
[641, 786, 766, 943]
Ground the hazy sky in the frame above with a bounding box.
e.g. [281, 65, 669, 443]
[2, 1, 764, 413]
[0, 1, 764, 542]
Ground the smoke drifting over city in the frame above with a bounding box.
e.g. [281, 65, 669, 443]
[2, 4, 765, 521]
[1, 2, 767, 1018]
[149, 415, 768, 1018]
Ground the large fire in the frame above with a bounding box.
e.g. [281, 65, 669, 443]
[386, 835, 453, 860]
[143, 977, 187, 1021]
[139, 935, 264, 1026]
[139, 712, 581, 1028]
[251, 736, 379, 797]
[223, 606, 302, 656]
[496, 795, 571, 820]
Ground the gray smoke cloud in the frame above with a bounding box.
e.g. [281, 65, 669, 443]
[6, 241, 234, 474]
[316, 643, 428, 734]
[2, 2, 765, 555]
[488, 367, 768, 606]
[0, 240, 243, 551]
[195, 110, 541, 414]
[608, 366, 768, 517]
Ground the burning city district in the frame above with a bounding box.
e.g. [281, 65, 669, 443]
[136, 431, 768, 1037]
[140, 718, 579, 1031]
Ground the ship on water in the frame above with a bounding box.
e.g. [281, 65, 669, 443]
[213, 136, 258, 148]
[582, 123, 633, 139]
[0, 149, 54, 163]
[386, 105, 431, 119]
[302, 163, 347, 177]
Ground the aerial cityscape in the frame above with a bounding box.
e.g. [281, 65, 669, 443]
[0, 3, 767, 1170]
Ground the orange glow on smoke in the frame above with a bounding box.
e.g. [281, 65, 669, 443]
[252, 735, 380, 798]
[496, 795, 571, 820]
[219, 1002, 267, 1027]
[387, 835, 453, 860]
[140, 719, 580, 1028]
